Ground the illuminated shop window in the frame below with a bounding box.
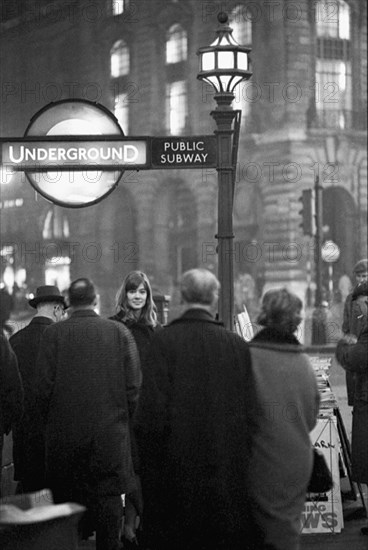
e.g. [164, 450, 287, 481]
[166, 81, 187, 135]
[45, 257, 71, 292]
[166, 24, 187, 64]
[42, 206, 70, 240]
[111, 40, 130, 77]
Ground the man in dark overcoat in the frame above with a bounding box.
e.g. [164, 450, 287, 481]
[0, 332, 23, 497]
[135, 268, 257, 550]
[36, 278, 141, 550]
[10, 285, 66, 492]
[342, 258, 368, 405]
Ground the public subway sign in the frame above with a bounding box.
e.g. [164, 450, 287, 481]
[150, 136, 217, 169]
[1, 136, 217, 171]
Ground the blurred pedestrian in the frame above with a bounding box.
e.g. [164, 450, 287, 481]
[336, 280, 368, 536]
[110, 270, 161, 547]
[0, 332, 23, 498]
[36, 277, 141, 550]
[342, 259, 368, 406]
[135, 268, 257, 550]
[9, 285, 67, 493]
[248, 288, 320, 550]
[0, 286, 14, 337]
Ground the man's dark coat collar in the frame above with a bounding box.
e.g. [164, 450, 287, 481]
[168, 307, 223, 326]
[250, 327, 303, 352]
[69, 309, 99, 318]
[29, 316, 54, 326]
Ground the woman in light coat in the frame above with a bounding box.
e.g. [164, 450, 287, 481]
[248, 288, 320, 550]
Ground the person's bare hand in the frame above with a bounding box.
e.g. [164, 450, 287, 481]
[341, 333, 358, 345]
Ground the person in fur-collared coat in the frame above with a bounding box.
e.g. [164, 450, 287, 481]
[248, 288, 320, 550]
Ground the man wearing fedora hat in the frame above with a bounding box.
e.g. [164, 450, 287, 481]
[9, 285, 67, 493]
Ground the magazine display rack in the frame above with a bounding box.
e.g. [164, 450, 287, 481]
[300, 347, 366, 535]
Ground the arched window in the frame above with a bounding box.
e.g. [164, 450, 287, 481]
[230, 4, 252, 45]
[166, 80, 187, 134]
[110, 40, 130, 131]
[110, 39, 130, 77]
[314, 0, 352, 129]
[166, 24, 187, 64]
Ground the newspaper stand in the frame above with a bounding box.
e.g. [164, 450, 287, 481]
[300, 346, 366, 535]
[301, 409, 344, 534]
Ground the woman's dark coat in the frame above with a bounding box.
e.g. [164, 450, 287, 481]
[109, 312, 160, 474]
[134, 308, 257, 550]
[336, 326, 368, 483]
[109, 313, 159, 369]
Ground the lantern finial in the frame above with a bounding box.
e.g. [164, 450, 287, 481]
[217, 12, 228, 24]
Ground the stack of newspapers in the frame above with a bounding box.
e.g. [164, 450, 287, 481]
[308, 355, 338, 411]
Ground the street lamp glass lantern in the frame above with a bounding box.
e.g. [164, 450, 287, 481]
[202, 51, 215, 71]
[197, 12, 252, 95]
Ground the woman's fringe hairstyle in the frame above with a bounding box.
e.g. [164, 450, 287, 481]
[115, 271, 157, 326]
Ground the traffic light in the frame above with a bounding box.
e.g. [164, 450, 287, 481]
[298, 189, 315, 236]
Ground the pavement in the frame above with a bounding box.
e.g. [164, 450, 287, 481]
[79, 510, 368, 550]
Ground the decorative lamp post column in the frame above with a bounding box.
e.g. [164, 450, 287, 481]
[197, 12, 252, 330]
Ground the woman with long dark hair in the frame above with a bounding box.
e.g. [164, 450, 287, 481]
[110, 270, 161, 548]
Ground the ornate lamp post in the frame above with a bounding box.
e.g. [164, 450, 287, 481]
[197, 12, 252, 330]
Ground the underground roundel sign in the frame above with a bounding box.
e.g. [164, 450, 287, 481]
[23, 99, 125, 208]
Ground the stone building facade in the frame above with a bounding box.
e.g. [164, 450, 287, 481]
[1, 0, 367, 320]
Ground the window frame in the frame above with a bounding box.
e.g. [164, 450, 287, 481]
[166, 80, 188, 135]
[165, 23, 188, 65]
